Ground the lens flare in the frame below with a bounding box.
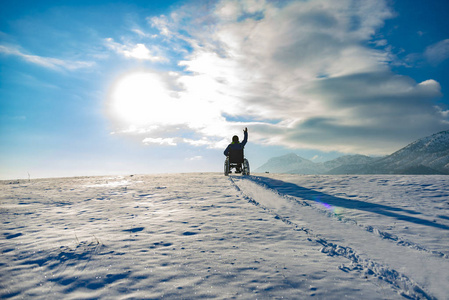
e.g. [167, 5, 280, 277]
[314, 196, 343, 218]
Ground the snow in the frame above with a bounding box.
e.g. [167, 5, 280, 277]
[1, 173, 449, 299]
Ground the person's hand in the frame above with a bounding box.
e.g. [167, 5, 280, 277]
[244, 127, 248, 133]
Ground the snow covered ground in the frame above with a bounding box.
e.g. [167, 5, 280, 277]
[1, 173, 449, 299]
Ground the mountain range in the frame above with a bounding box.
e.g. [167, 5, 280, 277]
[255, 130, 449, 175]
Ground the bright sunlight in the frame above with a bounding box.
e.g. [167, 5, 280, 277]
[106, 70, 237, 150]
[108, 72, 175, 126]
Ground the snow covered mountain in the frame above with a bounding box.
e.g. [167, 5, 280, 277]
[254, 153, 326, 174]
[255, 153, 375, 174]
[323, 154, 378, 171]
[369, 129, 449, 174]
[256, 130, 449, 175]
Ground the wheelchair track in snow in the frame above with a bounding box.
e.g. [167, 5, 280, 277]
[229, 175, 449, 300]
[247, 176, 449, 259]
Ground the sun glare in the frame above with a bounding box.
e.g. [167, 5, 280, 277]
[109, 72, 174, 126]
[107, 71, 231, 142]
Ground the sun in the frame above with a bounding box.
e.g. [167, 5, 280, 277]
[108, 72, 174, 126]
[106, 71, 227, 140]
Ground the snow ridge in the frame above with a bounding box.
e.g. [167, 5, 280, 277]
[230, 176, 437, 300]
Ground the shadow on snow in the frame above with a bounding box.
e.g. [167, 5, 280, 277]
[249, 176, 449, 231]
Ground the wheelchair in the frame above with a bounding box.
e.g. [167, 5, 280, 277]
[224, 148, 250, 176]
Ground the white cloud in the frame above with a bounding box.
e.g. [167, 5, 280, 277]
[186, 155, 203, 161]
[424, 39, 449, 65]
[142, 137, 177, 146]
[373, 39, 388, 47]
[183, 138, 229, 149]
[105, 38, 166, 62]
[107, 0, 448, 155]
[131, 28, 157, 38]
[149, 15, 172, 36]
[0, 45, 94, 70]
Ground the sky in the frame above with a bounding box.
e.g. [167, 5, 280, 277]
[1, 0, 449, 179]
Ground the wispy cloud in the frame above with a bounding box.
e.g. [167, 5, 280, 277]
[186, 155, 203, 161]
[424, 39, 449, 65]
[107, 0, 448, 155]
[105, 38, 167, 62]
[131, 28, 157, 38]
[142, 137, 177, 146]
[0, 45, 94, 70]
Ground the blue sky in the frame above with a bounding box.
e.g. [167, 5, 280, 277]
[1, 0, 448, 179]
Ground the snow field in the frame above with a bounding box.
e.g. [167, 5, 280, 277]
[231, 174, 449, 299]
[1, 173, 448, 299]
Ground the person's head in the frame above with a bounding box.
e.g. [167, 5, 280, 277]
[232, 135, 239, 144]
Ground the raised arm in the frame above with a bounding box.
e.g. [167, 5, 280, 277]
[241, 127, 248, 147]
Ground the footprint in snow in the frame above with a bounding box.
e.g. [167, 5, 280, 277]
[182, 231, 198, 236]
[149, 242, 173, 248]
[4, 232, 22, 239]
[123, 227, 144, 233]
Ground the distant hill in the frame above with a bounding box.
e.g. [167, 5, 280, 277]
[323, 154, 378, 171]
[364, 130, 449, 175]
[255, 130, 449, 175]
[254, 153, 326, 174]
[255, 153, 377, 174]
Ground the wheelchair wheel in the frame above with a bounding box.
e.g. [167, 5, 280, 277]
[242, 159, 250, 175]
[224, 157, 230, 176]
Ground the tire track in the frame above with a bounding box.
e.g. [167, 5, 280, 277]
[229, 176, 435, 300]
[249, 175, 448, 259]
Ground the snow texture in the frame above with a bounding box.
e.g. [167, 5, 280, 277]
[1, 173, 449, 299]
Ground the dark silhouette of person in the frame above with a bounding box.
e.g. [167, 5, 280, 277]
[224, 128, 248, 172]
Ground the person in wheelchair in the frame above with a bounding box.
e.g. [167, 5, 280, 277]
[224, 127, 249, 174]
